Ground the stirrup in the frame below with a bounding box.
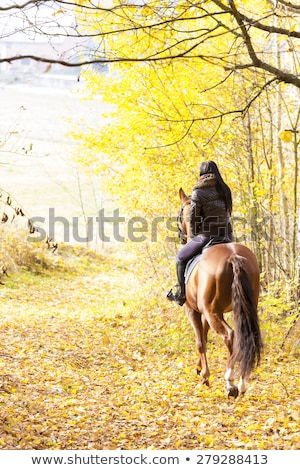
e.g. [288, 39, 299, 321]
[166, 288, 176, 301]
[166, 288, 186, 306]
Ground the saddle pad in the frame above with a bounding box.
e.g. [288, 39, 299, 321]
[184, 254, 202, 284]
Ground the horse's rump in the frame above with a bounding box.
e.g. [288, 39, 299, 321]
[187, 242, 259, 298]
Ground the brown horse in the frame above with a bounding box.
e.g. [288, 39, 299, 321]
[178, 188, 262, 397]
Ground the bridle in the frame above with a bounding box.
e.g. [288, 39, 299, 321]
[177, 198, 191, 245]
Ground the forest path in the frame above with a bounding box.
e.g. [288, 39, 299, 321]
[0, 251, 299, 450]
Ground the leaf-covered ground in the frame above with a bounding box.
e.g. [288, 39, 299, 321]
[0, 248, 299, 450]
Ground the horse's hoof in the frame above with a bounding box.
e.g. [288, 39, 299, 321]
[200, 377, 209, 387]
[196, 369, 209, 386]
[227, 385, 239, 399]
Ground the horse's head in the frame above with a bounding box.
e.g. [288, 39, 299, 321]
[177, 188, 192, 244]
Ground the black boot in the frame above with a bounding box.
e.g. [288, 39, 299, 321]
[166, 261, 186, 306]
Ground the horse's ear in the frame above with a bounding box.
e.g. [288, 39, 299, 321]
[179, 187, 188, 202]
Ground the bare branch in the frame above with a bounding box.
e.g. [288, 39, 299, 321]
[277, 0, 300, 11]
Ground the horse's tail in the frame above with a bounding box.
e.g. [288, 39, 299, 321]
[230, 254, 262, 378]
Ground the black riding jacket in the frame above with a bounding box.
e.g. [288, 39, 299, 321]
[190, 173, 232, 238]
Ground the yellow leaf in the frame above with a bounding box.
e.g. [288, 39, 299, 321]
[205, 436, 214, 446]
[52, 9, 64, 16]
[279, 130, 293, 142]
[102, 335, 110, 345]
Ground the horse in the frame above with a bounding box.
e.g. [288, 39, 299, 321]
[177, 188, 262, 398]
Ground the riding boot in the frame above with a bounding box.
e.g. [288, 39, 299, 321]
[166, 261, 186, 306]
[175, 261, 186, 305]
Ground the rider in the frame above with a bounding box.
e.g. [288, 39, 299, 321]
[167, 160, 233, 306]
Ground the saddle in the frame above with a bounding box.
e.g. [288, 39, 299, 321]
[184, 237, 231, 284]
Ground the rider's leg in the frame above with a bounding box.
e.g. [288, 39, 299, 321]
[173, 259, 186, 306]
[167, 236, 209, 306]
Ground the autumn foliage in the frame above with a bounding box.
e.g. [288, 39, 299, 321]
[0, 241, 299, 450]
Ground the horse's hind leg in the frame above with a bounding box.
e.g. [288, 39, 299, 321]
[203, 308, 238, 398]
[186, 307, 210, 386]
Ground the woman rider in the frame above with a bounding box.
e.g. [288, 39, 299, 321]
[167, 160, 233, 306]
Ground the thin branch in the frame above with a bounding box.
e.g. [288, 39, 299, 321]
[144, 120, 195, 150]
[0, 51, 223, 67]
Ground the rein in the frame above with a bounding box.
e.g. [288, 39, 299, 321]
[177, 198, 191, 245]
